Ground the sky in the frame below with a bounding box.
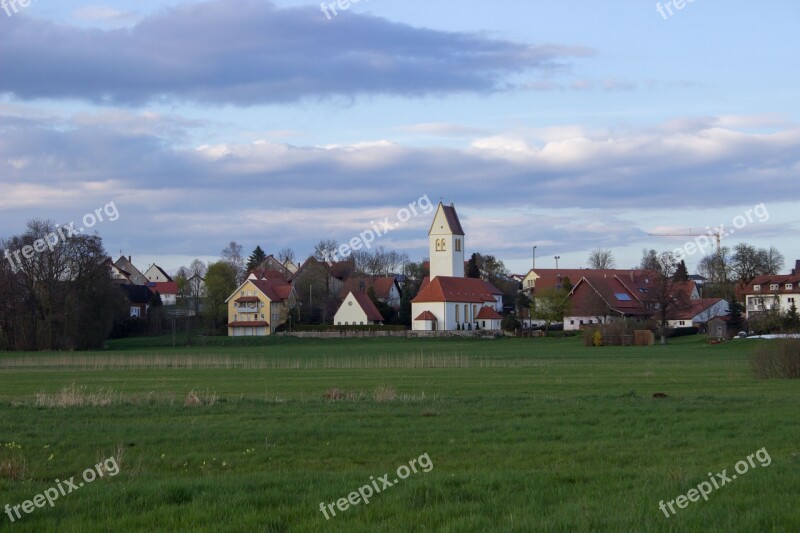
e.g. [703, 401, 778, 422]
[1, 0, 798, 275]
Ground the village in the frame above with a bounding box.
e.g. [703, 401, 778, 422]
[105, 202, 800, 343]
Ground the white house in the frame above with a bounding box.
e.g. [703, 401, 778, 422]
[411, 202, 503, 331]
[666, 298, 729, 329]
[334, 291, 384, 325]
[744, 274, 800, 319]
[144, 264, 173, 283]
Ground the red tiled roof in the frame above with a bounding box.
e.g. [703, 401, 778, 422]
[347, 292, 384, 322]
[148, 281, 178, 295]
[227, 321, 269, 327]
[744, 275, 800, 295]
[667, 298, 726, 320]
[476, 307, 502, 319]
[414, 311, 437, 321]
[412, 276, 501, 303]
[569, 276, 650, 317]
[250, 279, 293, 302]
[339, 277, 398, 300]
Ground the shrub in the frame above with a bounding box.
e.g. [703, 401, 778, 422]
[592, 330, 603, 347]
[749, 339, 800, 379]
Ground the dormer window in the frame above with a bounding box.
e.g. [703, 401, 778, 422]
[753, 285, 761, 292]
[787, 284, 793, 291]
[770, 284, 779, 291]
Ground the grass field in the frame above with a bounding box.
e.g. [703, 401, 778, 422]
[1, 335, 798, 532]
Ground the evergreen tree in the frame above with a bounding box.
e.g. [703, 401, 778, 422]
[149, 291, 163, 307]
[466, 253, 481, 278]
[785, 302, 800, 332]
[673, 260, 690, 282]
[726, 296, 744, 331]
[561, 276, 573, 291]
[246, 245, 267, 272]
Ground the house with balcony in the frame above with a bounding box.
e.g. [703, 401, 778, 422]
[225, 276, 296, 336]
[743, 274, 800, 319]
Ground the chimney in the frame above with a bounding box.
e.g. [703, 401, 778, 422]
[128, 256, 132, 263]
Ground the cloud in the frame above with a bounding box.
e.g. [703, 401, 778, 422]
[1, 109, 798, 258]
[71, 6, 138, 23]
[0, 0, 592, 106]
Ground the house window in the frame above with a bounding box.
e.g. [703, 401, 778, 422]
[441, 239, 446, 251]
[680, 321, 686, 326]
[570, 320, 574, 325]
[579, 320, 584, 325]
[455, 305, 460, 323]
[789, 298, 796, 304]
[130, 307, 140, 318]
[754, 285, 761, 292]
[787, 284, 793, 291]
[455, 239, 461, 252]
[464, 304, 468, 322]
[771, 284, 779, 291]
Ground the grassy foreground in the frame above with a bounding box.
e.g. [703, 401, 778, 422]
[0, 335, 798, 532]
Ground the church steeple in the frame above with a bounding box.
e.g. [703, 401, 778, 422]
[428, 202, 465, 279]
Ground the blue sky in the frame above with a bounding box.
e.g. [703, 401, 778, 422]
[1, 0, 798, 274]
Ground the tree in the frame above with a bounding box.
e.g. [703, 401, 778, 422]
[149, 291, 163, 307]
[0, 220, 125, 350]
[531, 287, 572, 335]
[466, 253, 481, 279]
[640, 249, 660, 271]
[763, 246, 785, 275]
[726, 297, 745, 332]
[588, 248, 615, 269]
[278, 247, 296, 265]
[246, 245, 267, 272]
[221, 241, 245, 284]
[204, 261, 237, 334]
[673, 260, 689, 282]
[785, 302, 800, 332]
[561, 276, 573, 291]
[313, 239, 339, 262]
[642, 251, 690, 344]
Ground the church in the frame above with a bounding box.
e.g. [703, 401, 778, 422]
[411, 202, 503, 331]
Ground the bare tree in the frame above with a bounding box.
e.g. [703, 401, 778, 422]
[643, 251, 690, 345]
[278, 247, 296, 265]
[221, 241, 245, 283]
[313, 239, 339, 262]
[588, 248, 616, 269]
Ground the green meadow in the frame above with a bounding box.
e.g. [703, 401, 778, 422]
[1, 335, 798, 532]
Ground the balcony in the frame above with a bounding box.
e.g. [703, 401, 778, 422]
[236, 306, 259, 314]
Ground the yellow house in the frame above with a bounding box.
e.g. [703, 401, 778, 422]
[226, 278, 295, 336]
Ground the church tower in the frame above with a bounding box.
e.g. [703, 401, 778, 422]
[428, 202, 465, 279]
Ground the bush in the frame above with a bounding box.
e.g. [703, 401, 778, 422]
[501, 314, 520, 332]
[592, 330, 603, 347]
[749, 339, 800, 379]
